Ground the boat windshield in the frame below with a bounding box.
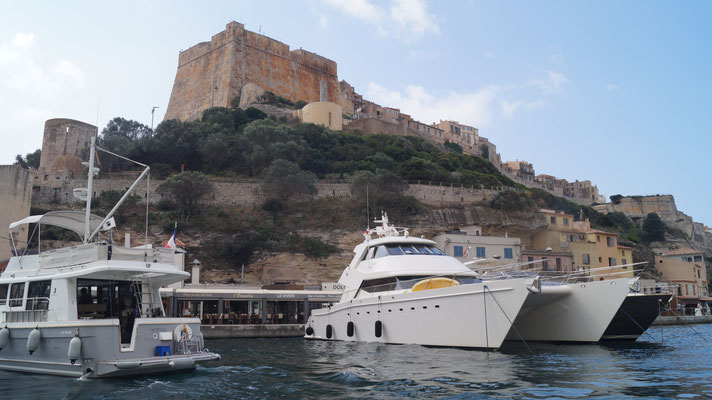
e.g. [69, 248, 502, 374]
[371, 244, 445, 258]
[360, 275, 481, 293]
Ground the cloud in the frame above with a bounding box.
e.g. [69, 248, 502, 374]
[604, 83, 618, 91]
[484, 51, 496, 59]
[501, 100, 524, 118]
[319, 15, 329, 29]
[528, 70, 569, 92]
[321, 0, 441, 42]
[390, 0, 440, 36]
[367, 82, 499, 126]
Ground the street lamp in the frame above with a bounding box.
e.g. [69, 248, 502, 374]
[151, 106, 159, 131]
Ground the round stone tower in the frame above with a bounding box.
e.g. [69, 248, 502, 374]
[38, 118, 97, 178]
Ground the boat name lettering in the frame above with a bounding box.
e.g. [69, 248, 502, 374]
[232, 294, 255, 299]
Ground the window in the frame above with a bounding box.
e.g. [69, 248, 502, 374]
[374, 246, 388, 258]
[550, 217, 556, 224]
[27, 280, 51, 310]
[0, 284, 7, 306]
[476, 247, 486, 258]
[527, 257, 534, 263]
[454, 246, 464, 257]
[597, 236, 601, 242]
[607, 237, 616, 247]
[555, 258, 562, 270]
[563, 219, 569, 226]
[694, 255, 703, 262]
[608, 257, 617, 266]
[542, 257, 549, 271]
[622, 259, 627, 267]
[504, 248, 513, 259]
[9, 282, 25, 307]
[599, 257, 602, 263]
[698, 269, 701, 279]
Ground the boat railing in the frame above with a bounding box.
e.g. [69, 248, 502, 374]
[37, 242, 181, 269]
[3, 307, 48, 323]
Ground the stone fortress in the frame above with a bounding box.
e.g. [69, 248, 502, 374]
[36, 118, 97, 182]
[165, 22, 604, 205]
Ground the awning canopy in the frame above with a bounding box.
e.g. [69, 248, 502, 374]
[9, 211, 115, 238]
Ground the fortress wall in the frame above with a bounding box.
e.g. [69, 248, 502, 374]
[31, 178, 501, 210]
[166, 22, 345, 122]
[0, 166, 32, 259]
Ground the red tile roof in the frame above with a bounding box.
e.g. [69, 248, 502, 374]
[663, 248, 702, 256]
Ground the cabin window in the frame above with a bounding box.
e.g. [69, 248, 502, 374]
[374, 245, 389, 258]
[0, 284, 8, 305]
[26, 280, 51, 311]
[9, 282, 25, 307]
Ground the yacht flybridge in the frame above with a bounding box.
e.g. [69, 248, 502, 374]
[0, 137, 219, 378]
[304, 213, 539, 350]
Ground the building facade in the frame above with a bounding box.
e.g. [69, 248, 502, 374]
[432, 226, 521, 263]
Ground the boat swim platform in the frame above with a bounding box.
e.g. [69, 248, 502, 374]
[201, 324, 305, 339]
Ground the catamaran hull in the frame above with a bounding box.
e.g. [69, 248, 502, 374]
[506, 278, 635, 343]
[0, 318, 219, 378]
[305, 278, 535, 350]
[600, 293, 672, 341]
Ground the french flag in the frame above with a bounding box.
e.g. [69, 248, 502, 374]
[165, 225, 177, 249]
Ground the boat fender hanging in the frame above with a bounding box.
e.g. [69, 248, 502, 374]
[116, 360, 142, 369]
[305, 326, 314, 336]
[68, 334, 82, 365]
[169, 358, 196, 369]
[326, 324, 333, 339]
[27, 327, 41, 355]
[347, 321, 355, 337]
[375, 320, 383, 338]
[0, 326, 9, 351]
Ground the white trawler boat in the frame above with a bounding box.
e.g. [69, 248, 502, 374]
[304, 213, 539, 350]
[0, 138, 219, 378]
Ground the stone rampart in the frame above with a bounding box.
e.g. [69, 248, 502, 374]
[31, 177, 505, 210]
[0, 165, 32, 259]
[165, 21, 346, 121]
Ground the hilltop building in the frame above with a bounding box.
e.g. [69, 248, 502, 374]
[163, 21, 604, 205]
[36, 118, 96, 182]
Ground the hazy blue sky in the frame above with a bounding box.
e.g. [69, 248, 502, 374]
[1, 1, 710, 226]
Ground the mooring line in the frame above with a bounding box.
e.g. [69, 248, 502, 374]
[666, 307, 709, 342]
[485, 285, 533, 354]
[620, 308, 659, 344]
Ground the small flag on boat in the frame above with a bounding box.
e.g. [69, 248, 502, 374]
[165, 222, 177, 249]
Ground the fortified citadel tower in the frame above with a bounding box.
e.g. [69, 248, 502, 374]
[165, 21, 347, 121]
[38, 118, 97, 180]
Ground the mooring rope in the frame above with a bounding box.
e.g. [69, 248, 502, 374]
[620, 308, 659, 344]
[485, 285, 533, 354]
[666, 306, 709, 342]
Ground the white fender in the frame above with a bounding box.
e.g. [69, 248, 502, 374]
[68, 335, 82, 364]
[0, 326, 9, 350]
[116, 360, 142, 369]
[27, 328, 41, 355]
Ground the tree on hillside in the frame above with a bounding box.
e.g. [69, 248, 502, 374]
[157, 172, 213, 217]
[98, 117, 152, 171]
[261, 160, 317, 201]
[642, 212, 665, 243]
[14, 149, 41, 169]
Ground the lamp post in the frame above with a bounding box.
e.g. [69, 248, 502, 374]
[151, 106, 159, 131]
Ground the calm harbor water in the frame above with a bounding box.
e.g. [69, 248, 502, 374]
[1, 324, 711, 399]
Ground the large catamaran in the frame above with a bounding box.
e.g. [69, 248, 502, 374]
[0, 137, 219, 378]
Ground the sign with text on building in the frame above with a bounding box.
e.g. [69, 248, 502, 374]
[322, 282, 347, 291]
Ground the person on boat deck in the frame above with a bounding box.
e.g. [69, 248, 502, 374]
[78, 288, 93, 304]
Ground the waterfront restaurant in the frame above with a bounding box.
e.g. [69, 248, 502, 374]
[160, 285, 343, 326]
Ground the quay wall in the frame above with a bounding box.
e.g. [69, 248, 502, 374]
[31, 177, 512, 209]
[653, 315, 712, 326]
[202, 324, 304, 339]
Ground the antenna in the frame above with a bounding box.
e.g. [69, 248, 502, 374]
[95, 97, 101, 129]
[366, 183, 370, 232]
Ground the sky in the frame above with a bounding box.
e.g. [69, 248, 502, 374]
[1, 1, 711, 226]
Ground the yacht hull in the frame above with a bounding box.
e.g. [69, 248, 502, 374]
[0, 318, 219, 378]
[506, 278, 634, 343]
[600, 293, 672, 341]
[305, 277, 535, 350]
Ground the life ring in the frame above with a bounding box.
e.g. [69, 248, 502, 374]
[173, 324, 194, 342]
[411, 277, 459, 292]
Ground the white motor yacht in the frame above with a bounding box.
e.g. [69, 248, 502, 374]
[304, 213, 538, 350]
[0, 138, 219, 378]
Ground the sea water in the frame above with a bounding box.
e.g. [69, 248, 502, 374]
[1, 324, 710, 399]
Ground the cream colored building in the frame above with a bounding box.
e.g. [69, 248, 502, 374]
[294, 101, 343, 131]
[654, 249, 708, 299]
[432, 226, 521, 264]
